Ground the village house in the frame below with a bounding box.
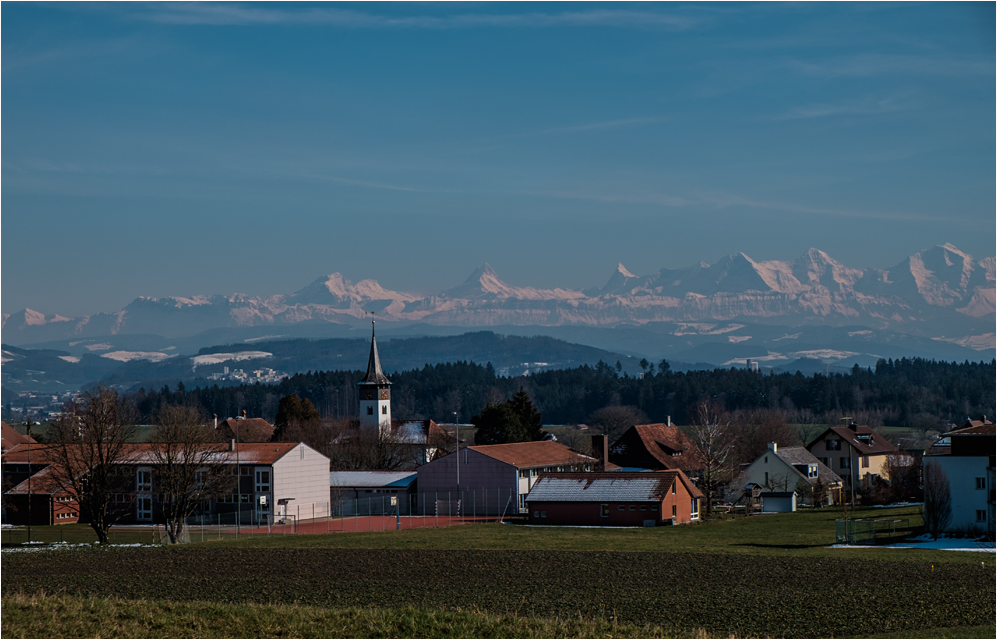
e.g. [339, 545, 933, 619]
[806, 422, 899, 491]
[923, 418, 995, 535]
[736, 442, 842, 508]
[526, 470, 704, 526]
[608, 422, 706, 478]
[416, 440, 596, 515]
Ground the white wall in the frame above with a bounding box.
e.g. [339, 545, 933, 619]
[273, 443, 332, 521]
[930, 455, 993, 534]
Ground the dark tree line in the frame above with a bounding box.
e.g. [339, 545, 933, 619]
[127, 357, 995, 429]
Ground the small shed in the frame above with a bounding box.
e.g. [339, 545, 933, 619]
[761, 491, 797, 513]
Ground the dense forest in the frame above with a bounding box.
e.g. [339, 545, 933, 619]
[129, 357, 995, 430]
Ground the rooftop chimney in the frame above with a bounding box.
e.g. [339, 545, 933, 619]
[666, 415, 672, 427]
[214, 414, 218, 430]
[767, 442, 777, 452]
[229, 439, 236, 452]
[591, 435, 609, 471]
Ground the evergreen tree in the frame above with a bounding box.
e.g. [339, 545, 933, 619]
[507, 387, 546, 441]
[272, 394, 320, 442]
[471, 403, 522, 445]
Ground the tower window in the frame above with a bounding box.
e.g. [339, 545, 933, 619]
[382, 406, 387, 414]
[367, 407, 374, 415]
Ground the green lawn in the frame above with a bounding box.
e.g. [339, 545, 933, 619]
[3, 505, 994, 638]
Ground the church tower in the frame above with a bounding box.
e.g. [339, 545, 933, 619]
[358, 321, 391, 437]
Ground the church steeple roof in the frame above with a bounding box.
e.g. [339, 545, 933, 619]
[360, 321, 390, 385]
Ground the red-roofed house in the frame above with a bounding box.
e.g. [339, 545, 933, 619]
[806, 423, 900, 491]
[416, 440, 596, 515]
[215, 417, 275, 443]
[2, 444, 78, 525]
[608, 423, 706, 477]
[526, 470, 704, 526]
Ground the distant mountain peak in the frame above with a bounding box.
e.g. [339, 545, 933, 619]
[616, 263, 637, 278]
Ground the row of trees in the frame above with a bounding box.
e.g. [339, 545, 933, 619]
[41, 386, 236, 545]
[125, 357, 995, 429]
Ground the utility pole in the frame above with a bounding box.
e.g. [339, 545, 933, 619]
[453, 411, 459, 493]
[25, 417, 33, 543]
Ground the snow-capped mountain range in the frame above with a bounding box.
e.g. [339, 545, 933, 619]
[3, 244, 994, 350]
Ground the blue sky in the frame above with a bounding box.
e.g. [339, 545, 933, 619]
[2, 2, 994, 317]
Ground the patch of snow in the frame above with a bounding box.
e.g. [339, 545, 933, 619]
[847, 330, 873, 337]
[772, 333, 802, 342]
[727, 335, 751, 344]
[244, 335, 286, 343]
[192, 351, 272, 366]
[58, 355, 81, 363]
[789, 349, 859, 360]
[85, 343, 114, 351]
[100, 351, 174, 363]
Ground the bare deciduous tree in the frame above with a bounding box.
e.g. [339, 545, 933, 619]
[151, 405, 234, 544]
[922, 461, 952, 540]
[48, 385, 136, 544]
[585, 405, 648, 444]
[690, 399, 733, 517]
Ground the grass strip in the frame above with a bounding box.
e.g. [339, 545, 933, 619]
[1, 592, 701, 639]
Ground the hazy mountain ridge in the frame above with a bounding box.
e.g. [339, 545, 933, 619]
[3, 244, 993, 349]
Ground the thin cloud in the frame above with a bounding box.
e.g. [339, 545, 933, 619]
[540, 187, 975, 224]
[773, 95, 916, 121]
[790, 53, 992, 77]
[126, 3, 698, 30]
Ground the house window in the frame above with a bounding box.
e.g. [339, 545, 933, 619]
[533, 511, 539, 518]
[518, 494, 527, 510]
[640, 505, 647, 511]
[826, 439, 841, 451]
[976, 510, 987, 522]
[618, 505, 625, 511]
[861, 456, 869, 468]
[136, 468, 152, 492]
[255, 468, 270, 493]
[976, 478, 986, 490]
[137, 496, 152, 520]
[809, 465, 818, 478]
[367, 406, 374, 415]
[672, 482, 676, 495]
[241, 467, 251, 476]
[818, 457, 829, 467]
[651, 505, 658, 512]
[672, 505, 677, 518]
[691, 498, 699, 520]
[764, 472, 769, 485]
[601, 504, 609, 517]
[840, 457, 851, 469]
[541, 511, 546, 518]
[629, 505, 636, 511]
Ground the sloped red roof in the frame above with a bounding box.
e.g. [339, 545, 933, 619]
[6, 464, 71, 496]
[216, 418, 274, 443]
[469, 441, 595, 468]
[948, 421, 995, 436]
[808, 425, 899, 456]
[2, 442, 304, 467]
[610, 424, 705, 473]
[2, 421, 37, 452]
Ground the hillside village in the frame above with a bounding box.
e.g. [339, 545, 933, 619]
[3, 324, 993, 542]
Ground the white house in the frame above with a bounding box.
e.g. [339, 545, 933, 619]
[923, 419, 995, 535]
[735, 442, 842, 507]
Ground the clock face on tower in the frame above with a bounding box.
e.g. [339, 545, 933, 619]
[363, 389, 373, 400]
[380, 389, 390, 400]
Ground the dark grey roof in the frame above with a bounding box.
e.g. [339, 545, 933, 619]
[776, 446, 841, 485]
[359, 321, 390, 385]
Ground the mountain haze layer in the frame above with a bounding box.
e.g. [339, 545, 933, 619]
[3, 245, 993, 350]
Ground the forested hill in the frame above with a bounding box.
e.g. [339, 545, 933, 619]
[132, 357, 994, 429]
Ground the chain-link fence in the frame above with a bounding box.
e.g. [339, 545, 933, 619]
[835, 518, 912, 545]
[3, 488, 524, 546]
